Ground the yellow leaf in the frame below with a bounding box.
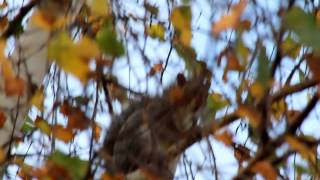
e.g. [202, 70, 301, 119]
[171, 6, 192, 46]
[52, 125, 74, 143]
[49, 32, 95, 82]
[286, 135, 316, 164]
[250, 161, 277, 180]
[87, 0, 109, 16]
[237, 105, 261, 128]
[249, 82, 264, 101]
[35, 117, 51, 135]
[272, 99, 287, 120]
[31, 89, 44, 111]
[30, 11, 68, 31]
[77, 36, 100, 59]
[147, 24, 165, 40]
[180, 29, 192, 46]
[212, 0, 247, 36]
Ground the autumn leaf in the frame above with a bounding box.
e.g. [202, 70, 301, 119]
[215, 130, 233, 146]
[234, 144, 251, 163]
[212, 0, 247, 36]
[146, 24, 165, 41]
[49, 32, 99, 82]
[52, 125, 74, 143]
[60, 102, 91, 131]
[149, 63, 163, 76]
[35, 117, 51, 135]
[250, 161, 277, 180]
[286, 135, 316, 164]
[87, 0, 109, 17]
[171, 6, 192, 46]
[237, 105, 261, 128]
[207, 93, 229, 118]
[30, 10, 68, 31]
[48, 151, 88, 180]
[96, 25, 125, 57]
[4, 76, 25, 96]
[284, 7, 320, 49]
[306, 53, 320, 79]
[93, 123, 102, 141]
[281, 35, 301, 58]
[101, 172, 124, 180]
[30, 88, 44, 111]
[249, 82, 265, 102]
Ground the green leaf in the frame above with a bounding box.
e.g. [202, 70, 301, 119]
[256, 49, 271, 87]
[207, 93, 229, 117]
[284, 7, 320, 50]
[49, 151, 88, 180]
[21, 116, 35, 133]
[96, 26, 125, 57]
[281, 35, 301, 58]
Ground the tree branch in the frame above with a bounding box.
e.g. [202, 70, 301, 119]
[1, 0, 39, 38]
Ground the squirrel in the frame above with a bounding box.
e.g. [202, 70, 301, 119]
[101, 63, 211, 179]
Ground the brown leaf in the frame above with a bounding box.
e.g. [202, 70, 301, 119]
[52, 125, 74, 143]
[215, 130, 233, 146]
[306, 53, 320, 80]
[250, 161, 277, 180]
[149, 63, 163, 76]
[234, 144, 251, 163]
[237, 105, 261, 128]
[60, 102, 91, 131]
[286, 135, 316, 164]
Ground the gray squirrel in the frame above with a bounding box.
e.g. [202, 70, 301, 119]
[101, 65, 211, 179]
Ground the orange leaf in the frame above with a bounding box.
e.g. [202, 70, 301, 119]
[52, 125, 74, 143]
[149, 63, 163, 76]
[286, 135, 316, 164]
[234, 144, 251, 163]
[212, 0, 247, 36]
[93, 123, 102, 141]
[215, 130, 233, 146]
[237, 105, 261, 128]
[250, 161, 277, 180]
[4, 77, 25, 96]
[101, 172, 123, 180]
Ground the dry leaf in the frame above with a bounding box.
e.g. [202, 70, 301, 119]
[237, 105, 261, 128]
[53, 125, 74, 143]
[250, 161, 277, 180]
[286, 135, 316, 164]
[215, 130, 233, 146]
[212, 0, 247, 36]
